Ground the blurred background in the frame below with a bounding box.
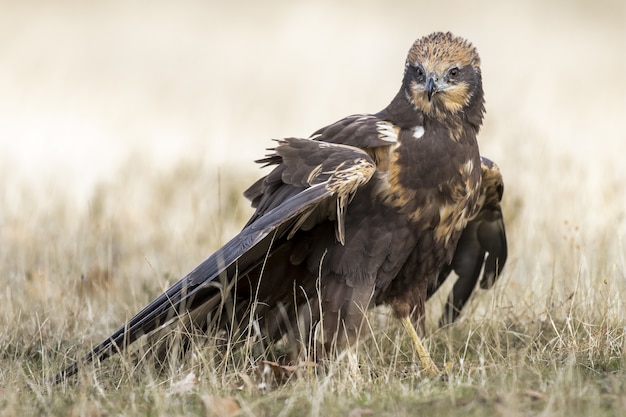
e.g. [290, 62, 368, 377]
[2, 0, 624, 200]
[1, 0, 625, 322]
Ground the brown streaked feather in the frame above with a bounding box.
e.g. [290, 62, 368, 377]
[57, 32, 490, 382]
[55, 139, 376, 382]
[309, 114, 404, 172]
[404, 32, 485, 127]
[429, 156, 507, 326]
[406, 32, 480, 72]
[246, 138, 376, 243]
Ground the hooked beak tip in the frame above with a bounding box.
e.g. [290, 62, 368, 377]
[426, 77, 437, 101]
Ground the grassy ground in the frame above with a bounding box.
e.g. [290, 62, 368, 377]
[1, 0, 625, 416]
[1, 158, 625, 416]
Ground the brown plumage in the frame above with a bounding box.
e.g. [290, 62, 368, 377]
[428, 157, 507, 326]
[57, 32, 489, 382]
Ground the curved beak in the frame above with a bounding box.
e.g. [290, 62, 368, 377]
[426, 76, 437, 101]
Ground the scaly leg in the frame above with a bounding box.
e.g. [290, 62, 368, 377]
[400, 315, 439, 377]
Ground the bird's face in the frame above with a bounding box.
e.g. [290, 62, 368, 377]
[403, 32, 482, 119]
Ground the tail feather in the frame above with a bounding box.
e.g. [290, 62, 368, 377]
[55, 183, 330, 383]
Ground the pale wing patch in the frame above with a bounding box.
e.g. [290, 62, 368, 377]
[376, 121, 400, 143]
[306, 164, 324, 185]
[412, 126, 425, 139]
[462, 159, 474, 175]
[326, 157, 377, 244]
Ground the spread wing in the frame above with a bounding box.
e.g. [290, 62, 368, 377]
[310, 114, 399, 148]
[56, 138, 375, 382]
[244, 113, 398, 220]
[430, 156, 508, 325]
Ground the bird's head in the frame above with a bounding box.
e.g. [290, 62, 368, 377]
[403, 32, 484, 124]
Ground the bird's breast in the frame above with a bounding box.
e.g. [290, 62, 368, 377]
[376, 121, 481, 245]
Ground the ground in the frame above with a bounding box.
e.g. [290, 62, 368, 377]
[1, 0, 625, 415]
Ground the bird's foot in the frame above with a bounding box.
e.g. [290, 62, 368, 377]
[399, 315, 441, 378]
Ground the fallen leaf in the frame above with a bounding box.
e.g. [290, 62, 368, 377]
[262, 360, 318, 383]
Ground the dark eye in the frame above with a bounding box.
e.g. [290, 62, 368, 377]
[449, 67, 459, 78]
[414, 65, 425, 78]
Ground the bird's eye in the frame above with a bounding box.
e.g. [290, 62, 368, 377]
[448, 67, 459, 78]
[414, 66, 425, 78]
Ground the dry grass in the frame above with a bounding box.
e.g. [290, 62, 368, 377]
[2, 157, 625, 416]
[1, 0, 626, 415]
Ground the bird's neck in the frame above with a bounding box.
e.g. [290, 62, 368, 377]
[379, 87, 485, 141]
[377, 90, 423, 129]
[376, 103, 482, 226]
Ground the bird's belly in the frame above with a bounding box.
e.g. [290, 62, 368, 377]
[315, 190, 420, 284]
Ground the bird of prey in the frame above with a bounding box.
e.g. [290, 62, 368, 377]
[428, 157, 507, 326]
[56, 32, 488, 382]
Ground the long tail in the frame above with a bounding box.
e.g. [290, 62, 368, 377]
[54, 184, 330, 383]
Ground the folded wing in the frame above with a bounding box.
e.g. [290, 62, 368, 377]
[430, 156, 508, 325]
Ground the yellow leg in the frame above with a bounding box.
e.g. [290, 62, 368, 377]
[400, 316, 440, 377]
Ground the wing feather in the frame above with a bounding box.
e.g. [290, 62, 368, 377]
[56, 139, 375, 382]
[432, 156, 508, 325]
